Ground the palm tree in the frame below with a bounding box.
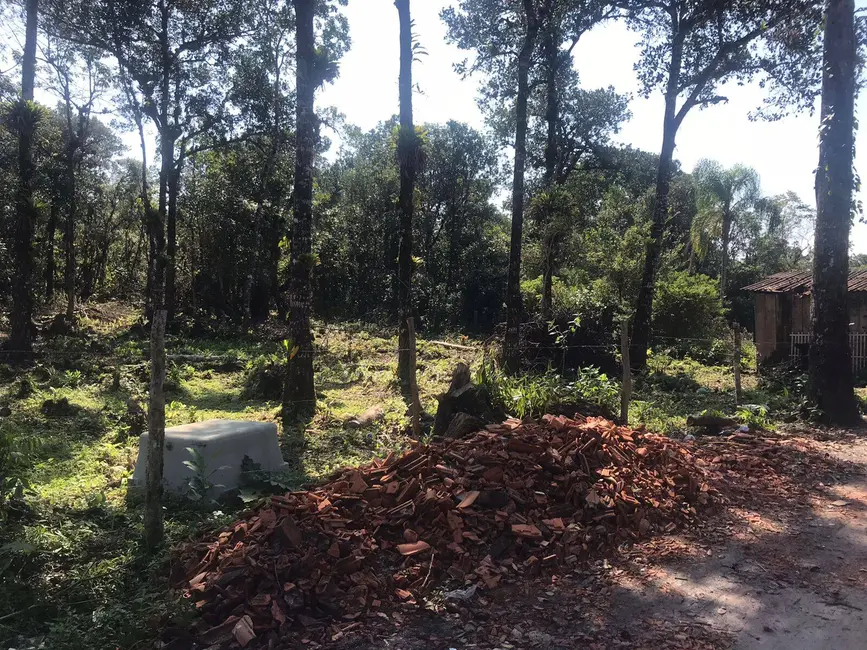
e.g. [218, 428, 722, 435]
[690, 159, 760, 299]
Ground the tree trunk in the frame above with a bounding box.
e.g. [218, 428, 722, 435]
[144, 7, 172, 549]
[396, 0, 417, 395]
[539, 18, 558, 322]
[808, 0, 860, 425]
[630, 35, 683, 371]
[166, 162, 181, 323]
[283, 0, 317, 418]
[503, 0, 539, 372]
[144, 161, 168, 548]
[143, 306, 166, 547]
[132, 95, 154, 320]
[8, 0, 38, 352]
[246, 144, 279, 326]
[45, 200, 58, 299]
[64, 153, 77, 323]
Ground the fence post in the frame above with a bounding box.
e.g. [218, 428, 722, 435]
[733, 326, 742, 406]
[620, 319, 631, 424]
[406, 317, 422, 439]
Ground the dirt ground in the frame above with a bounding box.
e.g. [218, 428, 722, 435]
[322, 430, 867, 650]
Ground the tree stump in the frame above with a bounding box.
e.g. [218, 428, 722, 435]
[433, 363, 497, 438]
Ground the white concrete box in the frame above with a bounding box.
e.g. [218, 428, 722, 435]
[130, 419, 287, 495]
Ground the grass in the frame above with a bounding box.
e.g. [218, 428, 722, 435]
[0, 306, 481, 650]
[0, 305, 798, 649]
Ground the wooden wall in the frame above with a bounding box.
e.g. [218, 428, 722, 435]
[792, 295, 811, 332]
[753, 292, 867, 362]
[849, 294, 867, 331]
[754, 293, 781, 361]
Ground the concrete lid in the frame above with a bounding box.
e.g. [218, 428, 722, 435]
[140, 419, 277, 445]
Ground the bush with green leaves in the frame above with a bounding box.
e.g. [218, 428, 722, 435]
[652, 270, 726, 359]
[183, 447, 229, 503]
[241, 355, 285, 401]
[736, 404, 772, 430]
[0, 423, 41, 519]
[476, 357, 619, 419]
[519, 278, 620, 373]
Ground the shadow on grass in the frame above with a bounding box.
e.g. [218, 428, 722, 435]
[0, 498, 235, 650]
[170, 386, 275, 415]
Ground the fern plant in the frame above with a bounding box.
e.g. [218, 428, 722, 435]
[0, 422, 41, 519]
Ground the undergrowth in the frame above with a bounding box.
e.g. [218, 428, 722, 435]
[0, 307, 810, 649]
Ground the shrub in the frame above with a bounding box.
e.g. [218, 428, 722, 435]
[476, 357, 619, 419]
[653, 270, 726, 357]
[241, 356, 284, 401]
[521, 276, 586, 324]
[520, 278, 620, 374]
[0, 422, 41, 520]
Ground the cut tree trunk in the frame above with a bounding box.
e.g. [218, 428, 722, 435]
[396, 0, 417, 396]
[808, 0, 860, 425]
[8, 0, 38, 352]
[503, 1, 539, 373]
[433, 363, 497, 438]
[283, 0, 317, 417]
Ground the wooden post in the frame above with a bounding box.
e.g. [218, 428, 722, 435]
[406, 317, 422, 438]
[733, 326, 742, 406]
[620, 320, 631, 424]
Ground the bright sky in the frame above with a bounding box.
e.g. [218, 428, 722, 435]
[319, 0, 867, 254]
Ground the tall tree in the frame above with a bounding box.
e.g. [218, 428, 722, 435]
[809, 0, 860, 425]
[48, 0, 249, 323]
[503, 0, 539, 371]
[144, 183, 167, 549]
[444, 0, 541, 372]
[47, 0, 244, 546]
[283, 0, 317, 417]
[534, 0, 616, 319]
[690, 160, 760, 299]
[8, 0, 39, 351]
[313, 118, 506, 331]
[395, 0, 419, 394]
[41, 39, 111, 323]
[620, 0, 820, 370]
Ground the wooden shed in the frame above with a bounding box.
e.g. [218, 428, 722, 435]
[743, 270, 867, 369]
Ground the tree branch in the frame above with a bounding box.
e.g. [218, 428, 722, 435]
[674, 19, 779, 128]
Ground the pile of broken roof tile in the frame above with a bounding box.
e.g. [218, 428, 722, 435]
[180, 414, 717, 647]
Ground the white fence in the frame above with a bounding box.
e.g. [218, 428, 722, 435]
[790, 332, 867, 371]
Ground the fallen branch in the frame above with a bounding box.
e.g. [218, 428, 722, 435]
[428, 340, 476, 351]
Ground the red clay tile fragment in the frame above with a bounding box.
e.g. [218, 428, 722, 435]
[396, 540, 431, 556]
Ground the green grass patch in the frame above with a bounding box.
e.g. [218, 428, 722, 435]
[1, 316, 802, 649]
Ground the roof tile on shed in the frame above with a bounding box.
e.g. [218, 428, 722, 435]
[743, 270, 867, 293]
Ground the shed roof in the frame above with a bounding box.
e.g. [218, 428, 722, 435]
[743, 270, 867, 293]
